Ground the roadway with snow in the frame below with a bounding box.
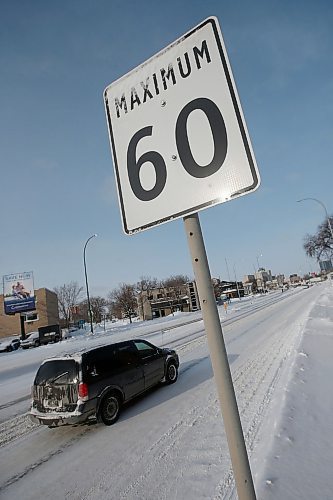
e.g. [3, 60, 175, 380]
[0, 283, 332, 499]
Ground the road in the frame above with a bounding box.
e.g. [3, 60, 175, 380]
[0, 286, 318, 499]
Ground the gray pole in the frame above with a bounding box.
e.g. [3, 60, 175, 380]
[83, 234, 97, 334]
[184, 213, 256, 500]
[225, 257, 231, 282]
[20, 313, 26, 340]
[233, 264, 241, 301]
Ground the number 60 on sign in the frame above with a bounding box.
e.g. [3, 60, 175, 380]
[104, 17, 260, 235]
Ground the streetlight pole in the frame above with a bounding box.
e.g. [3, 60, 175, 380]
[297, 198, 333, 240]
[225, 257, 231, 282]
[233, 264, 241, 301]
[256, 256, 260, 270]
[83, 234, 97, 334]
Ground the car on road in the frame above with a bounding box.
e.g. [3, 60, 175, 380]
[21, 332, 40, 349]
[30, 339, 179, 427]
[69, 326, 79, 333]
[0, 338, 21, 352]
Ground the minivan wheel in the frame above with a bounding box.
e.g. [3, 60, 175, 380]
[98, 392, 121, 426]
[165, 361, 178, 384]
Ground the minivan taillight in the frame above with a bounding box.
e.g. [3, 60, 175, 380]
[79, 382, 88, 400]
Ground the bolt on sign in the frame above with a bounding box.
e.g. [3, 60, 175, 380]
[104, 17, 260, 235]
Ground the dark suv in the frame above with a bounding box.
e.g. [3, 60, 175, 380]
[30, 339, 179, 427]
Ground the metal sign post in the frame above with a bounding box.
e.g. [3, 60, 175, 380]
[184, 212, 256, 500]
[20, 313, 26, 340]
[104, 16, 260, 499]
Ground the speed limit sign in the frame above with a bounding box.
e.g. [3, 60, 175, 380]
[104, 16, 260, 234]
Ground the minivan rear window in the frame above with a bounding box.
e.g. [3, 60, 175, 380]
[35, 359, 78, 385]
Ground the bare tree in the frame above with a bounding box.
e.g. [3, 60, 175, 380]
[163, 275, 190, 299]
[108, 283, 137, 323]
[54, 281, 83, 328]
[104, 298, 119, 320]
[136, 275, 158, 320]
[81, 296, 107, 324]
[161, 274, 191, 313]
[303, 217, 333, 262]
[162, 274, 190, 289]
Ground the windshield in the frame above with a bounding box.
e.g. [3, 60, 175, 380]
[23, 333, 38, 341]
[35, 359, 78, 385]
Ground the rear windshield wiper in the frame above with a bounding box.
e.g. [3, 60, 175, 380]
[47, 371, 70, 384]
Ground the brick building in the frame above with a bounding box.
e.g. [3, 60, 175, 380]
[137, 281, 200, 321]
[0, 288, 59, 338]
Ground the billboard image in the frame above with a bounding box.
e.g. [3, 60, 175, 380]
[3, 271, 36, 315]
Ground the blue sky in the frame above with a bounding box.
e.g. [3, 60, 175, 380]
[1, 0, 332, 297]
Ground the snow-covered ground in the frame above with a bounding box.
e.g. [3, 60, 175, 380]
[0, 283, 332, 499]
[255, 283, 333, 500]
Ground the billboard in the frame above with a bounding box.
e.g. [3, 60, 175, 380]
[3, 271, 36, 315]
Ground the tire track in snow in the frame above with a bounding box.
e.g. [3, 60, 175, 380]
[0, 394, 31, 411]
[0, 413, 38, 447]
[80, 358, 217, 499]
[0, 426, 93, 492]
[0, 288, 314, 498]
[76, 294, 314, 500]
[213, 320, 307, 500]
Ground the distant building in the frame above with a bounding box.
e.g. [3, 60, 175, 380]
[220, 280, 244, 299]
[242, 271, 284, 293]
[0, 288, 59, 338]
[264, 274, 285, 291]
[275, 274, 285, 286]
[255, 268, 272, 292]
[243, 274, 256, 284]
[137, 281, 200, 320]
[213, 279, 244, 300]
[242, 275, 256, 295]
[289, 274, 301, 285]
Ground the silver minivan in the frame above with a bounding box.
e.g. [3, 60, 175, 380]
[30, 339, 179, 427]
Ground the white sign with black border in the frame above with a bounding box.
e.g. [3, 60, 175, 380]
[104, 16, 260, 235]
